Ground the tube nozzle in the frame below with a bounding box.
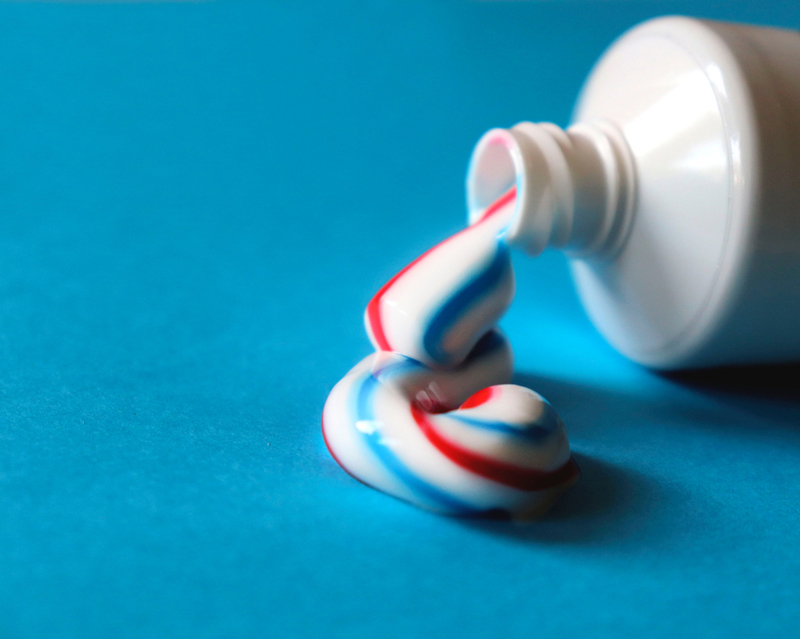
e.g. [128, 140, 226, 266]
[466, 120, 636, 258]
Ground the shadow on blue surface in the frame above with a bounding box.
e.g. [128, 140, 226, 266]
[463, 452, 675, 546]
[664, 363, 800, 402]
[466, 364, 800, 548]
[456, 371, 688, 547]
[470, 453, 677, 544]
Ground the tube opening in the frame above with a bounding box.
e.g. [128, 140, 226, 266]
[466, 129, 522, 226]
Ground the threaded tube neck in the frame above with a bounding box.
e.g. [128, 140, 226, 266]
[466, 120, 636, 258]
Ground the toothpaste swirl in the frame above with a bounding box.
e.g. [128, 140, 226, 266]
[323, 188, 578, 518]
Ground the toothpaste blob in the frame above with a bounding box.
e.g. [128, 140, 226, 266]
[322, 188, 579, 518]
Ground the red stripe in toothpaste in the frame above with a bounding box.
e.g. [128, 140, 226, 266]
[459, 386, 496, 409]
[475, 185, 516, 222]
[410, 402, 577, 491]
[366, 186, 517, 352]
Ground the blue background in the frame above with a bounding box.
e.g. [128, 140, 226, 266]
[1, 1, 799, 637]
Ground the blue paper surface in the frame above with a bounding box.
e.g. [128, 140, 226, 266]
[1, 1, 799, 637]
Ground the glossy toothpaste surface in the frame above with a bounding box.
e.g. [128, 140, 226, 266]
[322, 189, 578, 518]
